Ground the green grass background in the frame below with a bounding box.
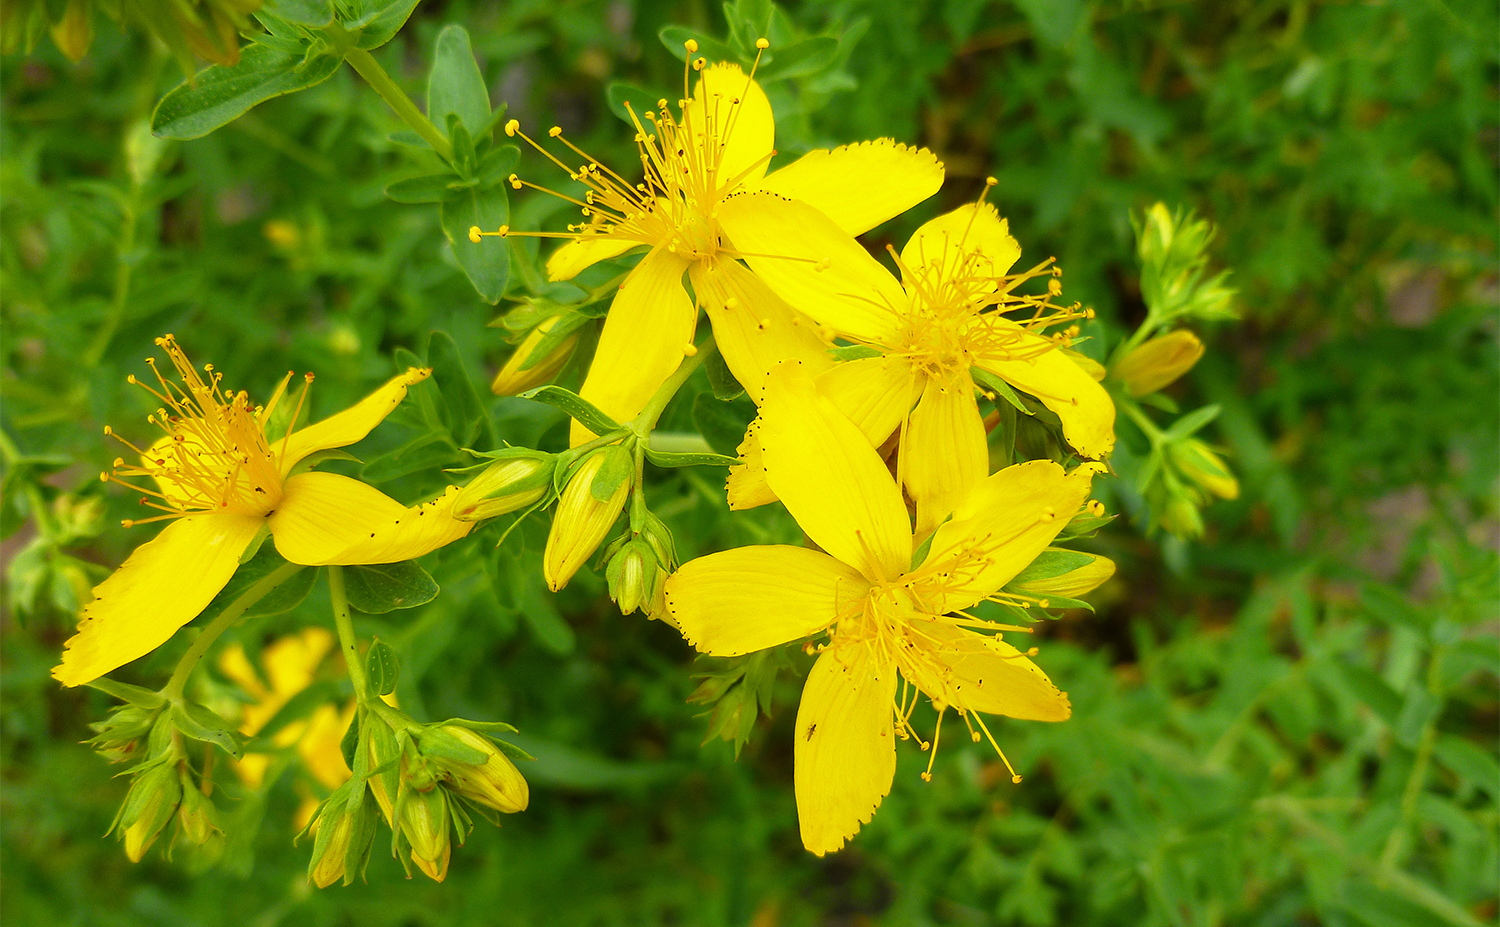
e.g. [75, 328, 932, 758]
[2, 1, 1496, 924]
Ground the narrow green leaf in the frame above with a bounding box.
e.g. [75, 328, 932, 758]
[1008, 549, 1096, 584]
[84, 678, 166, 709]
[757, 37, 839, 80]
[1163, 404, 1221, 441]
[971, 366, 1035, 415]
[171, 701, 242, 758]
[589, 445, 634, 502]
[644, 446, 739, 469]
[1434, 735, 1500, 801]
[384, 173, 467, 204]
[829, 344, 883, 362]
[152, 43, 343, 140]
[427, 25, 490, 138]
[262, 0, 333, 26]
[605, 81, 661, 126]
[343, 562, 440, 614]
[518, 385, 622, 438]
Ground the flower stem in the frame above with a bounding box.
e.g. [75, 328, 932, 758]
[162, 562, 303, 700]
[632, 336, 716, 441]
[327, 565, 371, 703]
[343, 47, 454, 163]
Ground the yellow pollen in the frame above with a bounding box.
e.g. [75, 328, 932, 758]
[504, 119, 519, 136]
[755, 38, 769, 49]
[684, 39, 698, 53]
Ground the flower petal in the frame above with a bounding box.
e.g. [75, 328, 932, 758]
[758, 139, 944, 236]
[52, 513, 262, 687]
[687, 63, 775, 189]
[718, 192, 905, 343]
[923, 460, 1104, 612]
[546, 234, 644, 282]
[760, 361, 911, 581]
[899, 377, 989, 536]
[573, 247, 696, 444]
[898, 203, 1020, 288]
[977, 345, 1116, 459]
[693, 259, 834, 402]
[665, 545, 868, 656]
[815, 355, 920, 446]
[268, 472, 473, 566]
[901, 619, 1071, 721]
[795, 642, 898, 856]
[278, 368, 432, 475]
[726, 418, 778, 510]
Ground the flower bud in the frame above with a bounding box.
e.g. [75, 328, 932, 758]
[1113, 330, 1204, 396]
[452, 453, 554, 521]
[544, 449, 631, 591]
[399, 786, 452, 882]
[491, 316, 579, 396]
[117, 761, 182, 862]
[1009, 550, 1117, 599]
[48, 0, 93, 62]
[175, 772, 220, 847]
[365, 719, 401, 823]
[1159, 493, 1205, 539]
[425, 725, 529, 814]
[89, 705, 158, 764]
[307, 806, 355, 888]
[1169, 438, 1239, 501]
[606, 540, 657, 616]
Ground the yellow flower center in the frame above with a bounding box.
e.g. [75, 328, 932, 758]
[102, 335, 309, 525]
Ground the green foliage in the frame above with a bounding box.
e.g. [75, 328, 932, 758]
[2, 0, 1495, 925]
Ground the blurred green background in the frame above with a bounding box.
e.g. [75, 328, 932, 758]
[2, 0, 1496, 924]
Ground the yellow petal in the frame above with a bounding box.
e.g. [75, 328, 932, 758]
[900, 619, 1070, 721]
[815, 354, 920, 446]
[795, 642, 898, 856]
[572, 247, 696, 444]
[923, 460, 1104, 612]
[977, 338, 1116, 459]
[546, 234, 644, 282]
[277, 367, 433, 475]
[692, 259, 833, 402]
[726, 421, 777, 510]
[52, 513, 263, 687]
[267, 472, 473, 566]
[665, 545, 867, 656]
[898, 202, 1020, 288]
[687, 62, 775, 189]
[718, 192, 905, 342]
[758, 139, 944, 236]
[760, 362, 910, 582]
[899, 377, 988, 536]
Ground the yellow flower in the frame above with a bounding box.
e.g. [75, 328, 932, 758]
[218, 627, 353, 792]
[487, 48, 943, 442]
[53, 335, 475, 688]
[664, 364, 1107, 855]
[719, 191, 1116, 533]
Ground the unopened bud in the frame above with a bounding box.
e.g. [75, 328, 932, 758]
[453, 453, 555, 521]
[491, 316, 580, 395]
[175, 772, 220, 847]
[544, 449, 631, 591]
[117, 761, 182, 862]
[1010, 550, 1117, 599]
[606, 539, 660, 616]
[89, 705, 157, 764]
[306, 779, 378, 889]
[399, 786, 452, 882]
[308, 805, 354, 888]
[1169, 438, 1239, 501]
[365, 719, 401, 823]
[1159, 494, 1205, 539]
[426, 725, 529, 814]
[1113, 330, 1204, 396]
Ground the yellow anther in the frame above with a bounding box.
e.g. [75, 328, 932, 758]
[814, 258, 831, 272]
[504, 119, 519, 136]
[755, 38, 770, 49]
[98, 472, 108, 482]
[548, 126, 563, 138]
[693, 57, 706, 70]
[723, 297, 739, 309]
[683, 342, 699, 357]
[657, 98, 669, 109]
[509, 174, 522, 189]
[985, 176, 997, 186]
[468, 226, 482, 244]
[498, 225, 510, 237]
[684, 39, 698, 53]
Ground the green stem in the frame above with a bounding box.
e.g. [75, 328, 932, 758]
[632, 336, 716, 441]
[163, 562, 303, 700]
[343, 47, 454, 163]
[1120, 397, 1166, 444]
[1379, 647, 1445, 871]
[327, 565, 371, 702]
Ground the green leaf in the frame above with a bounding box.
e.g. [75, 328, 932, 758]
[360, 434, 457, 483]
[262, 0, 333, 26]
[605, 81, 661, 126]
[84, 677, 166, 709]
[384, 173, 467, 204]
[757, 37, 839, 80]
[342, 561, 440, 614]
[659, 26, 739, 65]
[1434, 735, 1500, 801]
[589, 445, 634, 502]
[441, 185, 510, 303]
[428, 330, 493, 448]
[349, 0, 422, 50]
[692, 392, 756, 457]
[1008, 549, 1096, 584]
[151, 43, 343, 140]
[1335, 661, 1402, 726]
[700, 354, 743, 404]
[1394, 686, 1442, 749]
[365, 639, 401, 697]
[1163, 404, 1221, 441]
[644, 446, 739, 469]
[171, 701, 242, 758]
[203, 545, 310, 621]
[829, 344, 883, 362]
[971, 366, 1035, 415]
[475, 142, 520, 187]
[427, 25, 490, 138]
[518, 385, 622, 438]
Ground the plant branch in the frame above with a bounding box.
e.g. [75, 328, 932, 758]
[163, 562, 304, 700]
[327, 565, 371, 702]
[343, 47, 454, 163]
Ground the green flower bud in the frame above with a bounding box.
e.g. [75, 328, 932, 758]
[606, 539, 660, 616]
[1009, 549, 1117, 599]
[308, 805, 355, 889]
[452, 452, 554, 521]
[1169, 438, 1239, 501]
[1113, 330, 1204, 396]
[491, 315, 579, 396]
[174, 771, 220, 847]
[544, 449, 631, 591]
[88, 705, 158, 764]
[399, 786, 452, 883]
[117, 760, 182, 862]
[1159, 493, 1205, 539]
[425, 725, 529, 814]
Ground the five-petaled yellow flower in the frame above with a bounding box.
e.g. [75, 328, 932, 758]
[489, 46, 944, 441]
[720, 190, 1116, 533]
[665, 363, 1106, 855]
[53, 335, 474, 688]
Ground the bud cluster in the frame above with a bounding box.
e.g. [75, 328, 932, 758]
[105, 709, 225, 864]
